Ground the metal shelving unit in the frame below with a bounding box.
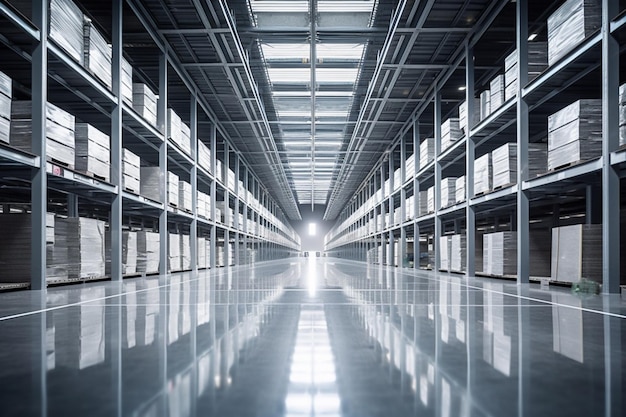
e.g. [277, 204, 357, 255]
[0, 0, 300, 290]
[325, 0, 625, 293]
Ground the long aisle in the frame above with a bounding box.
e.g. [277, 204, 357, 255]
[0, 259, 624, 416]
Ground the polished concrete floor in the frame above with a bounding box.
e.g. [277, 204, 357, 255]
[0, 257, 624, 416]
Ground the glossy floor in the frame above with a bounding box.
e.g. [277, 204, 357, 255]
[0, 258, 624, 416]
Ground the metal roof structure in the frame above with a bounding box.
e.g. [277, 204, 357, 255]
[130, 0, 515, 221]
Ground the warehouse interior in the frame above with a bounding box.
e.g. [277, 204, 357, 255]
[0, 0, 625, 415]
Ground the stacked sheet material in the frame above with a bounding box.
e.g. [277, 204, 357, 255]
[480, 90, 491, 121]
[132, 83, 157, 126]
[490, 75, 505, 111]
[11, 101, 75, 167]
[441, 118, 462, 153]
[75, 123, 110, 181]
[167, 171, 179, 207]
[50, 0, 84, 63]
[450, 234, 466, 273]
[547, 0, 601, 66]
[105, 230, 138, 275]
[459, 98, 480, 134]
[0, 71, 11, 144]
[122, 148, 140, 192]
[198, 140, 212, 173]
[504, 42, 548, 101]
[83, 17, 112, 89]
[121, 58, 133, 106]
[492, 143, 516, 189]
[483, 231, 517, 276]
[551, 224, 601, 283]
[140, 166, 161, 202]
[440, 177, 457, 209]
[419, 138, 434, 170]
[455, 176, 465, 203]
[54, 217, 106, 279]
[440, 235, 451, 271]
[197, 237, 207, 269]
[405, 153, 415, 182]
[180, 234, 191, 270]
[547, 99, 601, 170]
[168, 233, 181, 272]
[137, 231, 159, 274]
[619, 83, 626, 147]
[426, 186, 435, 214]
[178, 181, 192, 212]
[405, 195, 414, 221]
[474, 153, 492, 195]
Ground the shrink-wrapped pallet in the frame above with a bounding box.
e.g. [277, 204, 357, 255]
[474, 153, 492, 195]
[54, 217, 106, 279]
[440, 235, 451, 271]
[547, 0, 601, 66]
[105, 230, 138, 275]
[0, 71, 11, 144]
[168, 233, 181, 272]
[551, 224, 602, 283]
[459, 98, 480, 134]
[492, 143, 517, 189]
[198, 237, 207, 269]
[480, 90, 491, 120]
[137, 231, 159, 274]
[178, 181, 192, 212]
[180, 234, 191, 270]
[426, 186, 434, 214]
[198, 140, 212, 173]
[490, 75, 505, 110]
[122, 148, 141, 192]
[504, 43, 548, 100]
[450, 234, 466, 273]
[405, 153, 415, 182]
[75, 123, 110, 181]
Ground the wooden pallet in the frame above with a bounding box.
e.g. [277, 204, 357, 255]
[473, 190, 490, 197]
[548, 158, 587, 173]
[123, 186, 139, 194]
[81, 170, 109, 183]
[493, 182, 515, 191]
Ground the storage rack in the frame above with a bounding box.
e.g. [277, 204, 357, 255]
[0, 0, 300, 290]
[325, 0, 626, 293]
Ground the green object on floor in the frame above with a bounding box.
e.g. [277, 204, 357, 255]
[571, 278, 600, 295]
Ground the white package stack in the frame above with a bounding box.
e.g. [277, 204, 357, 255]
[490, 75, 505, 110]
[168, 233, 181, 272]
[83, 17, 112, 89]
[137, 231, 159, 274]
[547, 0, 601, 66]
[459, 98, 480, 134]
[121, 58, 133, 106]
[49, 0, 84, 64]
[167, 108, 182, 148]
[178, 181, 192, 212]
[122, 148, 140, 193]
[419, 138, 434, 170]
[450, 234, 466, 273]
[455, 176, 465, 204]
[180, 122, 191, 156]
[74, 123, 110, 182]
[140, 166, 161, 202]
[405, 153, 415, 182]
[483, 231, 517, 276]
[440, 177, 456, 209]
[10, 101, 75, 167]
[474, 153, 492, 195]
[132, 83, 158, 126]
[492, 143, 517, 189]
[180, 234, 191, 270]
[480, 90, 491, 121]
[405, 195, 414, 221]
[55, 217, 106, 279]
[0, 71, 12, 144]
[419, 190, 429, 217]
[123, 231, 138, 275]
[167, 171, 179, 207]
[551, 224, 602, 283]
[440, 118, 462, 153]
[197, 191, 208, 219]
[440, 236, 451, 271]
[547, 99, 602, 170]
[427, 186, 434, 214]
[198, 140, 212, 173]
[620, 83, 626, 147]
[197, 237, 207, 269]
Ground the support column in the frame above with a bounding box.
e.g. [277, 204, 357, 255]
[158, 55, 169, 276]
[190, 96, 198, 272]
[465, 41, 476, 277]
[434, 90, 442, 271]
[210, 125, 217, 269]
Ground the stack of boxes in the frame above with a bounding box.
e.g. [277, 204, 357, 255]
[178, 181, 192, 212]
[121, 58, 133, 106]
[0, 71, 11, 144]
[405, 153, 415, 182]
[504, 43, 548, 101]
[180, 234, 191, 270]
[393, 167, 402, 190]
[450, 234, 466, 273]
[547, 99, 602, 171]
[137, 231, 159, 274]
[132, 83, 158, 126]
[405, 195, 414, 221]
[419, 138, 434, 170]
[197, 237, 207, 269]
[426, 186, 435, 214]
[82, 17, 112, 89]
[49, 0, 84, 64]
[140, 166, 161, 201]
[620, 83, 626, 147]
[483, 231, 517, 276]
[455, 176, 465, 204]
[551, 224, 602, 283]
[198, 141, 212, 172]
[492, 143, 516, 189]
[168, 233, 181, 272]
[547, 0, 601, 66]
[122, 148, 141, 193]
[474, 153, 492, 195]
[74, 123, 110, 182]
[55, 217, 106, 279]
[11, 101, 75, 167]
[167, 109, 191, 156]
[197, 191, 209, 219]
[440, 118, 462, 153]
[105, 230, 138, 275]
[480, 90, 491, 121]
[528, 143, 548, 178]
[167, 171, 179, 207]
[489, 75, 505, 111]
[440, 177, 456, 209]
[459, 98, 480, 134]
[440, 235, 451, 271]
[227, 168, 236, 193]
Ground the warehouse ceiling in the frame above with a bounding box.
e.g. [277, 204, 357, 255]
[129, 0, 514, 221]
